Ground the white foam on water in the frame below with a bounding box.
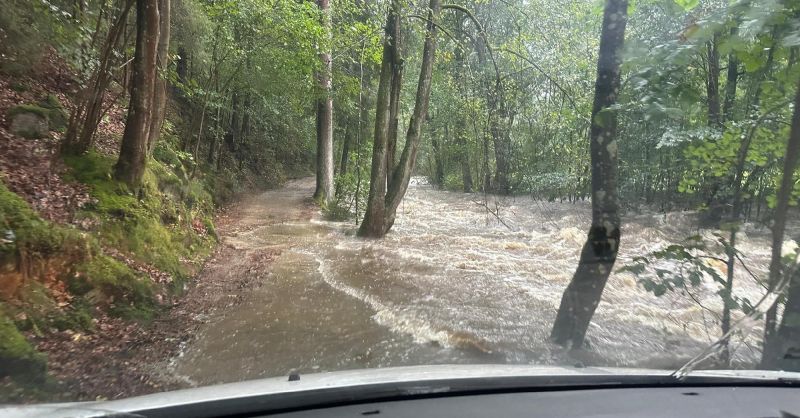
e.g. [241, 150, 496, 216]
[314, 255, 454, 347]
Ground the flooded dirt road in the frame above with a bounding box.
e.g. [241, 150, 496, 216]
[173, 178, 776, 386]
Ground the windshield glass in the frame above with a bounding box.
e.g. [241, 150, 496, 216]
[1, 0, 799, 404]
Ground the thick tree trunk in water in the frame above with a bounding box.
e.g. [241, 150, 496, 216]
[147, 0, 170, 155]
[706, 34, 721, 128]
[550, 0, 627, 348]
[359, 0, 440, 237]
[114, 0, 160, 189]
[760, 80, 800, 370]
[382, 0, 440, 230]
[313, 0, 335, 204]
[358, 0, 399, 237]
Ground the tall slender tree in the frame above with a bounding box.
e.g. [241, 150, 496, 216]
[551, 0, 628, 348]
[114, 0, 160, 188]
[147, 0, 171, 155]
[313, 0, 335, 204]
[760, 79, 800, 371]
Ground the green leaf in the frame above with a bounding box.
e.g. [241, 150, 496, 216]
[673, 0, 699, 11]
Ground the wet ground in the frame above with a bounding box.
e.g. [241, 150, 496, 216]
[173, 178, 776, 386]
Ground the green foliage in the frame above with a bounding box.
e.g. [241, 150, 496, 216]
[0, 182, 86, 263]
[443, 173, 465, 192]
[673, 0, 699, 12]
[0, 311, 47, 383]
[620, 234, 755, 314]
[326, 169, 369, 221]
[73, 255, 155, 321]
[64, 149, 216, 279]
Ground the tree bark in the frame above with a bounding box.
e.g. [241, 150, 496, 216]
[482, 121, 492, 191]
[240, 94, 251, 140]
[62, 0, 134, 155]
[358, 0, 401, 237]
[340, 121, 353, 176]
[114, 0, 160, 189]
[313, 0, 335, 204]
[490, 90, 511, 194]
[706, 34, 721, 128]
[386, 45, 403, 187]
[226, 92, 240, 152]
[460, 134, 473, 193]
[431, 121, 445, 186]
[550, 0, 627, 348]
[176, 46, 188, 85]
[147, 0, 170, 155]
[760, 79, 800, 371]
[382, 0, 441, 230]
[359, 0, 440, 236]
[722, 28, 738, 123]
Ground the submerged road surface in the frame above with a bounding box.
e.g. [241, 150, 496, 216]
[173, 178, 775, 385]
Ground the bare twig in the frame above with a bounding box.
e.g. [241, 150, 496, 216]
[472, 199, 515, 231]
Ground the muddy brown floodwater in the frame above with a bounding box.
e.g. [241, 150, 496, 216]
[171, 177, 778, 386]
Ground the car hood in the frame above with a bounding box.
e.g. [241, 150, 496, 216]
[3, 364, 800, 418]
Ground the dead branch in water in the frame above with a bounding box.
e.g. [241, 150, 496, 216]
[472, 199, 516, 231]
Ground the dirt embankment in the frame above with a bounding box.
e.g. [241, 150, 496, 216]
[34, 184, 317, 401]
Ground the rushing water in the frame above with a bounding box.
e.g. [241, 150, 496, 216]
[173, 178, 778, 385]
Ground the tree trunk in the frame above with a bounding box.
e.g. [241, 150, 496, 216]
[62, 0, 134, 155]
[760, 79, 800, 371]
[176, 46, 188, 85]
[489, 85, 511, 194]
[358, 0, 401, 237]
[340, 121, 353, 176]
[240, 94, 251, 140]
[359, 0, 440, 237]
[706, 34, 721, 128]
[114, 0, 160, 189]
[453, 26, 472, 193]
[482, 132, 491, 192]
[313, 0, 335, 204]
[382, 0, 441, 230]
[147, 0, 170, 155]
[226, 92, 240, 151]
[431, 126, 444, 186]
[767, 273, 800, 371]
[550, 0, 627, 349]
[722, 27, 738, 123]
[460, 135, 473, 193]
[386, 47, 403, 187]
